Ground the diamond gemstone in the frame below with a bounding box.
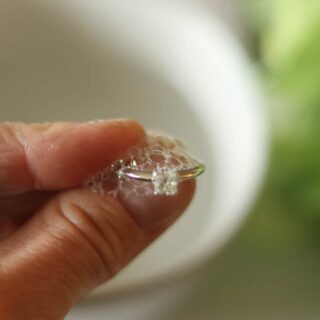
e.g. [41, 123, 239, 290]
[151, 170, 178, 195]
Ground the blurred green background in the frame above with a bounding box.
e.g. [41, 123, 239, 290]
[165, 1, 320, 318]
[244, 0, 320, 238]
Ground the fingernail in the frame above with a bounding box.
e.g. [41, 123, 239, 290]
[118, 180, 195, 231]
[88, 119, 108, 124]
[88, 118, 131, 124]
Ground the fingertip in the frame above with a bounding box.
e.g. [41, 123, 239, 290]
[25, 119, 146, 190]
[119, 179, 196, 232]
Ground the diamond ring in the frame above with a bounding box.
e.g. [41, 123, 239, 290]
[117, 162, 205, 196]
[86, 132, 205, 197]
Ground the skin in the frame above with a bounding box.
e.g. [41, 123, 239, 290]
[0, 120, 195, 320]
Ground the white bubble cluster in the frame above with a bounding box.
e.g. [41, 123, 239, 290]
[85, 132, 200, 197]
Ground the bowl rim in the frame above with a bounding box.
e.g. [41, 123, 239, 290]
[54, 0, 268, 298]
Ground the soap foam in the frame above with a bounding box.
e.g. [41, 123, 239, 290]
[85, 132, 199, 197]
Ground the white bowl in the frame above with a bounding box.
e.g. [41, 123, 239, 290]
[0, 0, 267, 318]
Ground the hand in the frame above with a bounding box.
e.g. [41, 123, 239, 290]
[0, 120, 195, 320]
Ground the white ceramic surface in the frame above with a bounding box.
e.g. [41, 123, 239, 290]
[0, 1, 267, 319]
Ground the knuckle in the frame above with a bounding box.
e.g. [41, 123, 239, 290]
[0, 123, 34, 194]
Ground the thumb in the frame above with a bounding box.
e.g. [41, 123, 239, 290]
[0, 167, 195, 320]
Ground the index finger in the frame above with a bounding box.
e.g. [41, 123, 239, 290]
[0, 120, 145, 195]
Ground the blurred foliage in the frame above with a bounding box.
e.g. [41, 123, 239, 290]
[242, 0, 320, 238]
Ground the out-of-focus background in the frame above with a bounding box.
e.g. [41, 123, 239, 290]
[171, 0, 320, 319]
[1, 0, 319, 319]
